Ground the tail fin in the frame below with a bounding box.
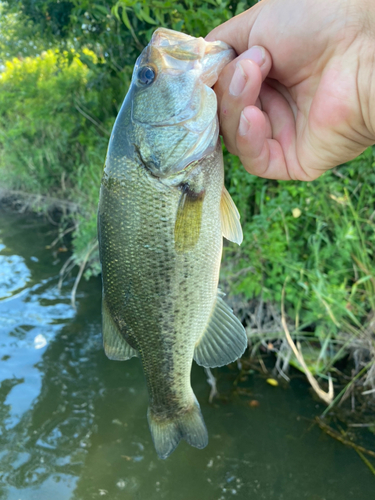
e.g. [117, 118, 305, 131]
[147, 398, 208, 459]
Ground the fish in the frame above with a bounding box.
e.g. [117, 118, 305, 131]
[97, 28, 247, 459]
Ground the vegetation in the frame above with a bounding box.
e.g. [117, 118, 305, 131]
[224, 148, 375, 392]
[0, 0, 374, 397]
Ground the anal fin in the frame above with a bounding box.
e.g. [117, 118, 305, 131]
[194, 290, 247, 368]
[102, 299, 138, 361]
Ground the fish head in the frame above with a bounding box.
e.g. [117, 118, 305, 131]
[116, 28, 235, 178]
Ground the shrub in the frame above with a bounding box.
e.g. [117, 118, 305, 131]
[0, 48, 107, 195]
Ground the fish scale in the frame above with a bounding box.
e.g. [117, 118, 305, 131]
[99, 145, 223, 409]
[98, 28, 247, 459]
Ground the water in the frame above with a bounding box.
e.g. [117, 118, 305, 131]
[0, 211, 374, 500]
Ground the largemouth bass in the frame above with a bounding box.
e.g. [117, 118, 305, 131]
[98, 28, 247, 459]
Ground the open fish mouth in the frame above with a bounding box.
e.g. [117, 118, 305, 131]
[150, 28, 236, 87]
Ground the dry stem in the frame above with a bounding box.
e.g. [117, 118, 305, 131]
[71, 241, 98, 309]
[281, 282, 334, 405]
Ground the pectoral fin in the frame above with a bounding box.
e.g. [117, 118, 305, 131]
[194, 290, 247, 368]
[220, 186, 243, 245]
[102, 299, 138, 361]
[174, 186, 204, 254]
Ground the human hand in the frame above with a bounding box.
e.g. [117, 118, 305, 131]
[206, 0, 375, 180]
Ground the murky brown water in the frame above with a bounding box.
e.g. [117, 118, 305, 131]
[0, 211, 374, 500]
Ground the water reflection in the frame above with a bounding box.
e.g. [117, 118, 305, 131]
[0, 212, 374, 500]
[0, 254, 31, 299]
[0, 214, 79, 499]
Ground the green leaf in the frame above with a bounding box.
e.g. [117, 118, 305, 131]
[139, 9, 157, 25]
[121, 7, 132, 31]
[112, 3, 120, 21]
[93, 4, 109, 16]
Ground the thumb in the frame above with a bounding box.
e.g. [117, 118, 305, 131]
[205, 3, 263, 55]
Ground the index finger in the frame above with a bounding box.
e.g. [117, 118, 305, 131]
[205, 3, 263, 55]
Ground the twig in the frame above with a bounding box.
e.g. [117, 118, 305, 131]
[275, 362, 290, 382]
[281, 281, 334, 405]
[58, 255, 75, 290]
[48, 224, 76, 249]
[315, 418, 375, 459]
[321, 362, 372, 417]
[74, 103, 110, 136]
[348, 423, 375, 427]
[362, 388, 375, 395]
[258, 355, 268, 374]
[274, 339, 291, 380]
[71, 241, 98, 309]
[339, 372, 355, 406]
[356, 450, 375, 476]
[205, 368, 218, 403]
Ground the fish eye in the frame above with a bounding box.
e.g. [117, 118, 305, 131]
[137, 66, 156, 86]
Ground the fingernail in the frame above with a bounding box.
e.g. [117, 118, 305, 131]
[229, 62, 247, 96]
[246, 46, 265, 66]
[239, 111, 250, 136]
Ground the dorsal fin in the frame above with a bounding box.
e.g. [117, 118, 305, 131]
[102, 299, 138, 361]
[194, 290, 247, 368]
[220, 186, 243, 245]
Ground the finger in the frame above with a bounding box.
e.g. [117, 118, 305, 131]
[205, 3, 263, 55]
[266, 78, 298, 120]
[215, 46, 272, 101]
[237, 105, 291, 180]
[235, 83, 314, 181]
[218, 59, 263, 155]
[259, 83, 313, 180]
[215, 47, 272, 155]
